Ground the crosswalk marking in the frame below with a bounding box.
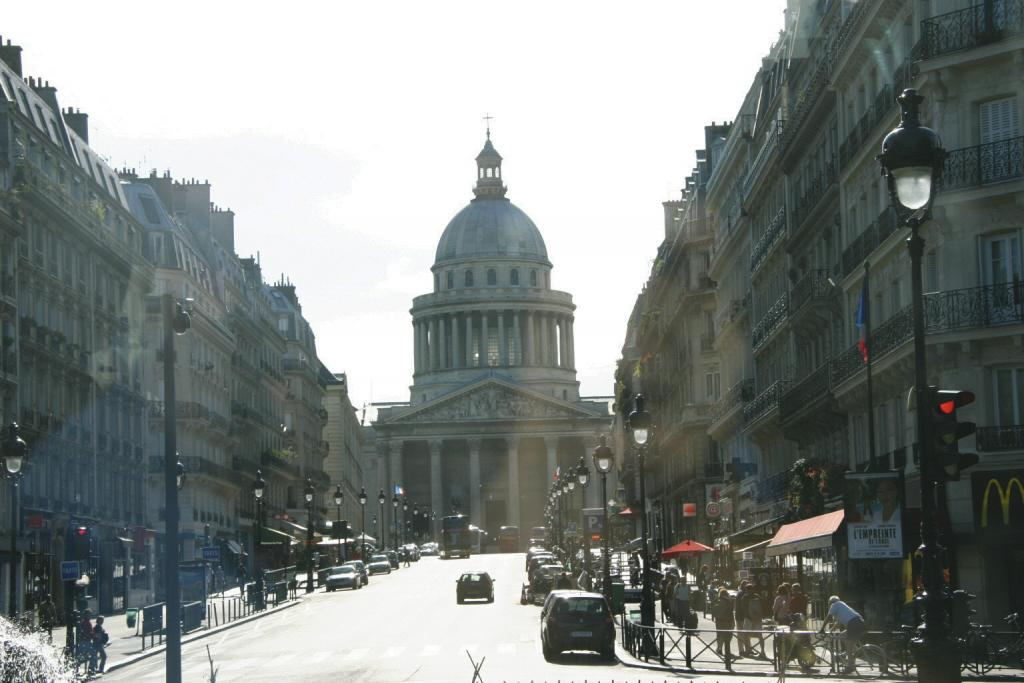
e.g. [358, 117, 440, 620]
[381, 645, 406, 658]
[420, 644, 440, 656]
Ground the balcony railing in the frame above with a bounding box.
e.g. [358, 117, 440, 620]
[977, 425, 1024, 451]
[711, 379, 754, 423]
[779, 363, 831, 422]
[756, 468, 792, 504]
[790, 269, 833, 314]
[743, 118, 785, 199]
[750, 208, 787, 272]
[840, 207, 898, 279]
[743, 379, 792, 425]
[831, 281, 1024, 386]
[790, 161, 837, 232]
[752, 293, 789, 351]
[700, 335, 715, 352]
[939, 136, 1024, 193]
[919, 0, 1023, 60]
[839, 84, 893, 169]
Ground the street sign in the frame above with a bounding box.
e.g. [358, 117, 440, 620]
[200, 546, 221, 562]
[683, 502, 697, 517]
[566, 521, 578, 536]
[25, 514, 44, 530]
[582, 508, 605, 538]
[706, 501, 721, 518]
[60, 560, 80, 581]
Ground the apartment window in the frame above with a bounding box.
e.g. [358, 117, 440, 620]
[992, 368, 1024, 426]
[980, 97, 1021, 144]
[139, 195, 161, 224]
[982, 233, 1021, 286]
[704, 370, 720, 401]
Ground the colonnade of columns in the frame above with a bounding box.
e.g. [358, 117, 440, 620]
[380, 434, 600, 535]
[412, 310, 575, 374]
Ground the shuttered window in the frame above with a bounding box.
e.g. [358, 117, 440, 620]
[980, 97, 1021, 144]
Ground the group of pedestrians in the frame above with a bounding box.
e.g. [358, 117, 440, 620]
[75, 610, 109, 675]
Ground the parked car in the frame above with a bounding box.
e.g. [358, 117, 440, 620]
[368, 554, 392, 575]
[527, 553, 556, 579]
[419, 542, 438, 556]
[540, 590, 616, 661]
[526, 547, 551, 569]
[325, 565, 360, 592]
[386, 550, 400, 569]
[342, 560, 369, 586]
[401, 543, 421, 562]
[456, 572, 495, 604]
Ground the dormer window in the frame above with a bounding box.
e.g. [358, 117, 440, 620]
[487, 269, 497, 286]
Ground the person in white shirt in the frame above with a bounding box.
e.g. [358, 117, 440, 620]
[819, 595, 866, 672]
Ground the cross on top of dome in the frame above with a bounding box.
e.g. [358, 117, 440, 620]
[475, 114, 506, 199]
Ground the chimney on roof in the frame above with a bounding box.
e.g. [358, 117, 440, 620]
[211, 204, 235, 252]
[29, 78, 59, 115]
[63, 107, 88, 143]
[0, 38, 23, 77]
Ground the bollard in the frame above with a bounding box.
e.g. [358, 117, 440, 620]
[659, 628, 665, 663]
[685, 630, 692, 668]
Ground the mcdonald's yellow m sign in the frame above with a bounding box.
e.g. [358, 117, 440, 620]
[980, 477, 1024, 527]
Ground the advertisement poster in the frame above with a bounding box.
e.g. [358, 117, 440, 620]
[845, 471, 903, 559]
[179, 562, 208, 604]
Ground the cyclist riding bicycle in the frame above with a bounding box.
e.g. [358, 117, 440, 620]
[819, 595, 865, 674]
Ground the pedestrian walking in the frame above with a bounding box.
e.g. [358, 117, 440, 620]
[773, 582, 791, 625]
[76, 610, 96, 674]
[92, 615, 110, 674]
[661, 573, 677, 622]
[37, 595, 56, 643]
[788, 582, 808, 617]
[711, 587, 735, 663]
[745, 583, 767, 659]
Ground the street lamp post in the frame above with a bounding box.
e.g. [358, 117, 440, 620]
[252, 470, 265, 611]
[3, 423, 28, 618]
[413, 505, 419, 543]
[377, 490, 385, 554]
[358, 488, 368, 561]
[879, 88, 956, 683]
[566, 473, 576, 572]
[161, 294, 191, 683]
[403, 499, 409, 546]
[628, 393, 655, 628]
[391, 493, 399, 550]
[593, 435, 614, 599]
[576, 454, 591, 583]
[334, 485, 344, 564]
[304, 478, 315, 594]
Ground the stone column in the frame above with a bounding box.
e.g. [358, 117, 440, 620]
[465, 312, 474, 367]
[429, 317, 438, 370]
[478, 312, 488, 367]
[438, 314, 447, 370]
[507, 437, 520, 528]
[429, 440, 443, 519]
[497, 310, 507, 366]
[545, 436, 559, 482]
[413, 322, 421, 374]
[468, 439, 482, 525]
[389, 441, 402, 496]
[551, 316, 560, 367]
[451, 315, 461, 369]
[524, 311, 535, 366]
[567, 317, 575, 369]
[538, 313, 549, 367]
[511, 310, 521, 366]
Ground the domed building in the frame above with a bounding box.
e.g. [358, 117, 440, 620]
[373, 134, 610, 544]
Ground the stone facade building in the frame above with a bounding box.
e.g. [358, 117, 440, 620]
[374, 134, 611, 544]
[618, 0, 1024, 624]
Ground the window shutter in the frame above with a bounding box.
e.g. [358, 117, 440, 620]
[980, 97, 1021, 144]
[926, 250, 938, 293]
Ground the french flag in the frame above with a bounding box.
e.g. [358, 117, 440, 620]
[394, 484, 404, 495]
[855, 277, 869, 363]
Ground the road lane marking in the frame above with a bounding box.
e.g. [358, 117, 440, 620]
[420, 645, 440, 656]
[497, 642, 516, 654]
[381, 645, 406, 658]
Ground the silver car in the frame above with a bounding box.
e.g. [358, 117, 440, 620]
[368, 554, 392, 575]
[325, 565, 360, 592]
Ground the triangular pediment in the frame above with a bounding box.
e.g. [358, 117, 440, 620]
[381, 379, 600, 424]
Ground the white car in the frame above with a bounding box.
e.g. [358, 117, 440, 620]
[325, 565, 360, 591]
[368, 554, 392, 575]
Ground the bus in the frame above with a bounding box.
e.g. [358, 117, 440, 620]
[530, 526, 548, 546]
[469, 525, 487, 554]
[498, 525, 519, 553]
[440, 514, 471, 559]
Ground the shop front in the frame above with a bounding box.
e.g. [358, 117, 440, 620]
[765, 509, 844, 625]
[968, 469, 1024, 623]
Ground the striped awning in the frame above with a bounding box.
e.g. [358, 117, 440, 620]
[766, 510, 844, 557]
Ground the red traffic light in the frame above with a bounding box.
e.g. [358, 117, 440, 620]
[75, 527, 88, 536]
[934, 389, 974, 415]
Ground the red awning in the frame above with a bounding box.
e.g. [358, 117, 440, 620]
[662, 539, 714, 559]
[617, 507, 637, 517]
[766, 509, 844, 557]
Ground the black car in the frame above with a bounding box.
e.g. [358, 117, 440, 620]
[386, 550, 400, 569]
[456, 572, 494, 604]
[342, 560, 369, 586]
[540, 590, 615, 661]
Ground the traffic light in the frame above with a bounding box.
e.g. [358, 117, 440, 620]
[67, 525, 92, 561]
[930, 388, 979, 481]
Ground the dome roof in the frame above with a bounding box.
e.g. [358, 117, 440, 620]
[434, 198, 548, 265]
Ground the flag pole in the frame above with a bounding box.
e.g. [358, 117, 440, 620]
[864, 261, 878, 467]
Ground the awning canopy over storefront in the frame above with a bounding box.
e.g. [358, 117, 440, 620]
[258, 527, 298, 545]
[766, 510, 844, 557]
[725, 514, 786, 549]
[617, 507, 637, 517]
[662, 539, 714, 559]
[734, 539, 771, 555]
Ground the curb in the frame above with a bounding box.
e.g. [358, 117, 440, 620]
[103, 597, 304, 674]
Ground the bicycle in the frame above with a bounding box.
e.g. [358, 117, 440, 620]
[881, 625, 917, 678]
[819, 624, 888, 677]
[961, 612, 1024, 675]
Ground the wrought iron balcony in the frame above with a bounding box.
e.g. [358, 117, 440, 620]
[779, 363, 830, 423]
[700, 335, 715, 353]
[750, 208, 787, 273]
[711, 379, 754, 424]
[919, 0, 1023, 60]
[743, 118, 785, 200]
[789, 161, 837, 232]
[839, 84, 893, 169]
[752, 293, 789, 351]
[756, 468, 792, 504]
[743, 379, 791, 425]
[939, 136, 1024, 193]
[831, 281, 1024, 386]
[978, 425, 1024, 451]
[790, 269, 833, 315]
[840, 207, 898, 279]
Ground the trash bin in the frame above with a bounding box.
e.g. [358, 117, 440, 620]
[611, 581, 625, 614]
[125, 608, 138, 629]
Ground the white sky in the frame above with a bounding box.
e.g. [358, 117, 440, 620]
[4, 0, 788, 409]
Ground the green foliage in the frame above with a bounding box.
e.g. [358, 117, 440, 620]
[788, 458, 825, 520]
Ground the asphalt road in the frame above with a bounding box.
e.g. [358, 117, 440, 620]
[99, 553, 855, 682]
